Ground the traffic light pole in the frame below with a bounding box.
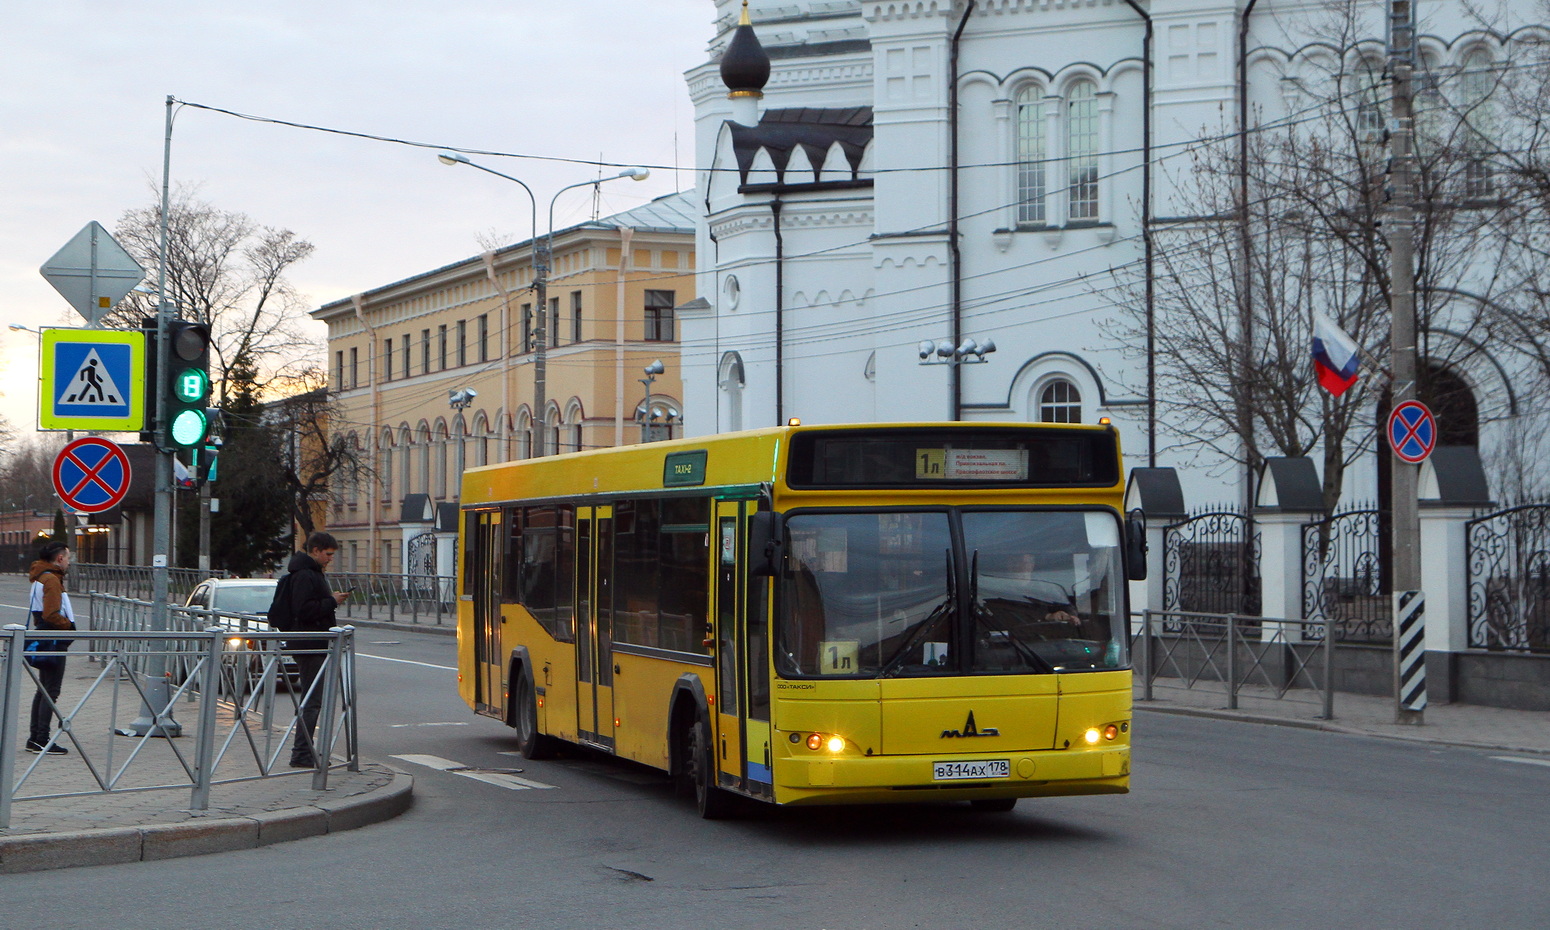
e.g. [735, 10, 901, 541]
[132, 95, 183, 737]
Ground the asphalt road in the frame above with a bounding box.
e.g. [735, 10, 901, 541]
[2, 597, 1547, 929]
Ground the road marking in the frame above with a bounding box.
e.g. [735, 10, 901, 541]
[357, 653, 456, 671]
[392, 753, 556, 790]
[1491, 755, 1550, 769]
[388, 721, 470, 728]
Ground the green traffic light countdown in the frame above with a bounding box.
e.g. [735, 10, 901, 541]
[175, 368, 208, 403]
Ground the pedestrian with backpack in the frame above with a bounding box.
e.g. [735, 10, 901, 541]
[26, 541, 76, 755]
[267, 531, 349, 768]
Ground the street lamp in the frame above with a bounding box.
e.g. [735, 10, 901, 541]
[638, 359, 665, 442]
[917, 337, 996, 365]
[438, 153, 649, 456]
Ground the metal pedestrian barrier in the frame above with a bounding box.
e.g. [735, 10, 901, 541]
[0, 601, 357, 830]
[1133, 608, 1336, 721]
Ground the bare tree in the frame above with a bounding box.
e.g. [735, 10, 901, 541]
[107, 183, 319, 403]
[0, 434, 68, 512]
[264, 369, 371, 543]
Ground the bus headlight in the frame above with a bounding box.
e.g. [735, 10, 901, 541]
[826, 735, 845, 753]
[1083, 728, 1102, 745]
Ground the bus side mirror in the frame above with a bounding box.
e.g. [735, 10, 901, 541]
[1125, 509, 1148, 581]
[749, 511, 786, 577]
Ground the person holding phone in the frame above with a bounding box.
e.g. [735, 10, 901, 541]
[267, 531, 349, 768]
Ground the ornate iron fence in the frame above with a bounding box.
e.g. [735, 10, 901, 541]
[1466, 504, 1550, 653]
[1302, 506, 1390, 644]
[1163, 510, 1260, 623]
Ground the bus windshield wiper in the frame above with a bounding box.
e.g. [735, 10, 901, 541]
[879, 549, 954, 678]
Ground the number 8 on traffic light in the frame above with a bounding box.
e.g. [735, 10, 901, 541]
[163, 320, 211, 449]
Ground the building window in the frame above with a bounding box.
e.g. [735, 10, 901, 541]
[571, 290, 583, 343]
[521, 304, 533, 353]
[1038, 379, 1082, 424]
[645, 289, 676, 342]
[457, 320, 467, 367]
[438, 324, 448, 370]
[334, 350, 344, 389]
[383, 338, 394, 381]
[548, 297, 560, 348]
[402, 334, 411, 378]
[421, 329, 431, 375]
[1066, 80, 1099, 221]
[350, 347, 358, 388]
[1459, 49, 1496, 200]
[478, 314, 489, 363]
[1015, 85, 1047, 225]
[1353, 58, 1385, 144]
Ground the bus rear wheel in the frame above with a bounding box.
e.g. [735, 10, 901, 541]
[514, 674, 559, 760]
[687, 714, 736, 819]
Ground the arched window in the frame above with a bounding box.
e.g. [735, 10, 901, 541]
[718, 351, 745, 433]
[1015, 84, 1047, 225]
[1038, 379, 1082, 423]
[417, 425, 432, 496]
[345, 433, 361, 507]
[514, 409, 532, 460]
[452, 416, 466, 498]
[1066, 80, 1099, 220]
[1351, 58, 1385, 144]
[471, 414, 489, 468]
[545, 405, 561, 456]
[564, 401, 585, 453]
[434, 421, 450, 499]
[379, 429, 395, 503]
[399, 427, 414, 502]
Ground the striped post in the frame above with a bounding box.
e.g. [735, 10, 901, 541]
[1396, 590, 1427, 714]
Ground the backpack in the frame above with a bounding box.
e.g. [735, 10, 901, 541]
[267, 573, 297, 631]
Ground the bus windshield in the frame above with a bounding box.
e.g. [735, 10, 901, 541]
[777, 509, 1125, 678]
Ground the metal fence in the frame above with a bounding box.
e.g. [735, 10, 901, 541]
[1163, 511, 1261, 617]
[72, 563, 230, 602]
[0, 601, 357, 829]
[328, 571, 456, 627]
[1302, 507, 1391, 645]
[1467, 504, 1550, 653]
[73, 563, 456, 628]
[1133, 608, 1335, 720]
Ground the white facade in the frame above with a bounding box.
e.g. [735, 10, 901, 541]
[682, 0, 1544, 510]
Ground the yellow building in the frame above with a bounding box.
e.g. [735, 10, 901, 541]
[310, 192, 696, 575]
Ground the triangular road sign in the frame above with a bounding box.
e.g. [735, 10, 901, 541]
[56, 348, 126, 407]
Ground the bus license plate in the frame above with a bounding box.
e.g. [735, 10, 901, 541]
[933, 759, 1010, 781]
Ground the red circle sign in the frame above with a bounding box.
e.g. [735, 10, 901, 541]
[52, 437, 132, 513]
[1387, 400, 1437, 465]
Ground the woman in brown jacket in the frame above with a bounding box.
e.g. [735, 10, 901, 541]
[27, 541, 75, 754]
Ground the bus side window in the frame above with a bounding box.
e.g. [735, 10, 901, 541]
[502, 508, 523, 604]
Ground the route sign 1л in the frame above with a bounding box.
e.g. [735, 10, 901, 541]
[1387, 400, 1437, 465]
[52, 436, 133, 514]
[39, 221, 145, 326]
[38, 327, 147, 431]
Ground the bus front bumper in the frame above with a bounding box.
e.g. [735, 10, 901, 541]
[771, 746, 1130, 806]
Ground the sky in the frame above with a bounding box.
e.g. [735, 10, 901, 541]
[0, 1, 710, 437]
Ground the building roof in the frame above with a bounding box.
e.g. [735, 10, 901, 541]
[312, 191, 696, 317]
[730, 107, 872, 187]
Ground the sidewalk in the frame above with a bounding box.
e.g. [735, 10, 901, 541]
[1, 657, 411, 875]
[1137, 677, 1550, 756]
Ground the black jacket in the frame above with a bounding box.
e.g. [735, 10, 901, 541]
[270, 551, 338, 645]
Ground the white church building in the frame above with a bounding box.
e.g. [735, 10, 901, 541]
[678, 0, 1541, 512]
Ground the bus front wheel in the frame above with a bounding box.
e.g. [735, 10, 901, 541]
[687, 715, 736, 819]
[515, 674, 559, 760]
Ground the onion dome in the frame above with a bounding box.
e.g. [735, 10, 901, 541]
[720, 0, 770, 97]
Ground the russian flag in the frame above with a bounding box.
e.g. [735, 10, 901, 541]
[1312, 314, 1361, 397]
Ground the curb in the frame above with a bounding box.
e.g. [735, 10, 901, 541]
[0, 771, 413, 875]
[1135, 703, 1550, 757]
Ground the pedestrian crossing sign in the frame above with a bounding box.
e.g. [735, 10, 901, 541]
[38, 328, 146, 431]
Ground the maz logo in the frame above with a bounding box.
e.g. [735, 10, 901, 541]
[940, 711, 999, 738]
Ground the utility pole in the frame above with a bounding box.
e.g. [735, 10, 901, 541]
[1387, 0, 1424, 725]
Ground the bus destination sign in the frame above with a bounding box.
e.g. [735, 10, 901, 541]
[916, 448, 1029, 481]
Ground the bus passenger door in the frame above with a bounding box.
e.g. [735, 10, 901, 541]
[576, 506, 616, 749]
[714, 501, 745, 782]
[472, 510, 504, 714]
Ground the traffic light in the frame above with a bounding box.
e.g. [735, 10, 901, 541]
[162, 319, 211, 449]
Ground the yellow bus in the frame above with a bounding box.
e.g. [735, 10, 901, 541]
[457, 422, 1144, 816]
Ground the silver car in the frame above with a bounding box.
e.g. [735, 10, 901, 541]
[185, 578, 297, 688]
